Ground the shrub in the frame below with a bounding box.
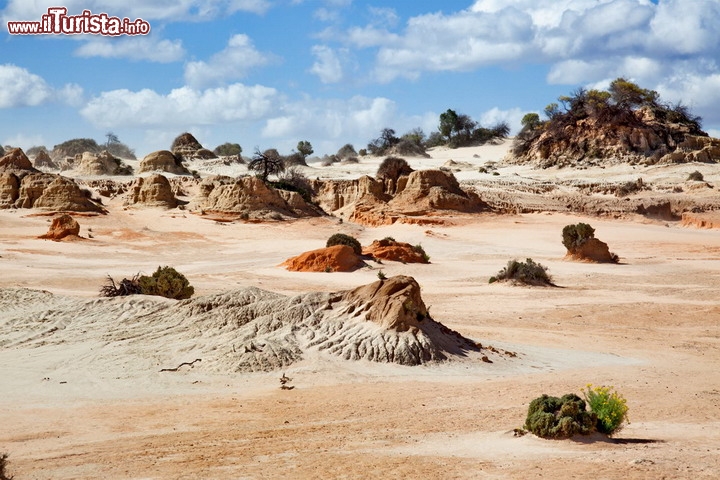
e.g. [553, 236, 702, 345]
[270, 167, 314, 202]
[562, 223, 595, 251]
[524, 394, 597, 439]
[326, 233, 362, 255]
[336, 143, 357, 159]
[214, 142, 242, 157]
[688, 170, 704, 181]
[377, 156, 413, 180]
[137, 266, 194, 300]
[582, 384, 629, 435]
[100, 274, 143, 297]
[377, 270, 387, 280]
[413, 243, 430, 262]
[0, 453, 13, 480]
[491, 258, 552, 286]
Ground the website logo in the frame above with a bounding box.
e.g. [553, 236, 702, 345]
[7, 7, 150, 36]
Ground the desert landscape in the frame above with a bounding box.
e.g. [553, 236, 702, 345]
[2, 97, 720, 478]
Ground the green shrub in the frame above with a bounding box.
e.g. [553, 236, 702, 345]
[582, 384, 629, 435]
[326, 233, 362, 255]
[137, 266, 194, 300]
[688, 170, 704, 181]
[492, 258, 552, 286]
[413, 243, 430, 262]
[562, 223, 595, 251]
[524, 394, 597, 439]
[377, 270, 387, 280]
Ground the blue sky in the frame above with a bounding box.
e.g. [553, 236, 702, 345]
[1, 0, 719, 158]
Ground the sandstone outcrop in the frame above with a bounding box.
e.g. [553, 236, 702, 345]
[681, 211, 720, 229]
[138, 150, 190, 175]
[0, 172, 20, 208]
[125, 174, 178, 208]
[39, 214, 81, 241]
[32, 176, 105, 212]
[194, 175, 322, 219]
[363, 239, 429, 264]
[171, 132, 217, 160]
[0, 148, 36, 172]
[312, 169, 487, 226]
[1, 276, 487, 371]
[75, 150, 131, 175]
[32, 150, 57, 170]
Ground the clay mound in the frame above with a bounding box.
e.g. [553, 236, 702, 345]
[0, 148, 36, 172]
[194, 175, 322, 219]
[566, 238, 617, 263]
[125, 174, 178, 208]
[139, 150, 190, 175]
[39, 214, 81, 241]
[283, 245, 365, 272]
[75, 151, 131, 175]
[33, 150, 57, 170]
[681, 211, 720, 229]
[6, 173, 104, 212]
[363, 239, 429, 263]
[0, 172, 20, 208]
[0, 276, 485, 373]
[171, 132, 217, 161]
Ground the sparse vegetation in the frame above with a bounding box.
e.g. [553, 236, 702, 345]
[248, 148, 285, 181]
[270, 167, 314, 202]
[376, 156, 413, 180]
[0, 453, 13, 480]
[489, 258, 552, 286]
[439, 108, 510, 148]
[688, 170, 704, 181]
[414, 243, 430, 262]
[524, 394, 597, 439]
[562, 223, 596, 252]
[377, 270, 387, 280]
[336, 143, 357, 159]
[367, 128, 400, 156]
[214, 142, 242, 157]
[326, 233, 362, 256]
[582, 384, 629, 435]
[297, 140, 313, 158]
[100, 266, 194, 300]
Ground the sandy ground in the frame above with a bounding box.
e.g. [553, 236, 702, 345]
[1, 142, 720, 479]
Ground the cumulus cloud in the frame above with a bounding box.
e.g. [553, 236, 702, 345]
[262, 96, 396, 140]
[74, 37, 185, 63]
[1, 0, 271, 25]
[309, 45, 346, 83]
[479, 107, 527, 135]
[0, 64, 82, 108]
[184, 34, 275, 88]
[80, 83, 278, 128]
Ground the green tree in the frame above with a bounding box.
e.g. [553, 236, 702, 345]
[609, 78, 658, 109]
[521, 113, 541, 130]
[439, 109, 458, 140]
[297, 140, 313, 157]
[105, 131, 119, 147]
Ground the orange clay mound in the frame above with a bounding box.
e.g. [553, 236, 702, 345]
[682, 211, 720, 229]
[363, 239, 429, 264]
[565, 237, 615, 263]
[283, 245, 365, 272]
[39, 214, 81, 241]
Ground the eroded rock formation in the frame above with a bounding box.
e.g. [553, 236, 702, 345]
[125, 174, 178, 208]
[139, 150, 190, 175]
[283, 245, 365, 272]
[39, 214, 81, 241]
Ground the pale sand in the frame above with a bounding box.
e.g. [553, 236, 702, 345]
[1, 141, 720, 478]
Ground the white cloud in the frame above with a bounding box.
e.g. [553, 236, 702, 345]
[2, 132, 46, 150]
[0, 64, 82, 108]
[184, 34, 274, 87]
[80, 83, 278, 128]
[74, 37, 185, 63]
[309, 45, 345, 83]
[368, 7, 399, 28]
[262, 96, 396, 140]
[480, 107, 526, 135]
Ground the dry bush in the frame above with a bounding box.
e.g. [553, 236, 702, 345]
[376, 156, 413, 181]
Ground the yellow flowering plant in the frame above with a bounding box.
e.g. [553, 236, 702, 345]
[582, 384, 629, 435]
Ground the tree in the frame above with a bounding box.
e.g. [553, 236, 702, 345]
[544, 102, 560, 120]
[248, 148, 285, 181]
[297, 140, 313, 157]
[439, 109, 458, 140]
[105, 131, 119, 147]
[609, 78, 658, 110]
[367, 128, 400, 155]
[521, 113, 541, 130]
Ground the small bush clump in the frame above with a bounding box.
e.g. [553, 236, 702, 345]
[687, 170, 704, 181]
[0, 453, 13, 480]
[562, 223, 595, 251]
[524, 394, 597, 439]
[413, 243, 430, 262]
[582, 384, 629, 435]
[100, 266, 194, 300]
[490, 258, 552, 286]
[326, 233, 362, 255]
